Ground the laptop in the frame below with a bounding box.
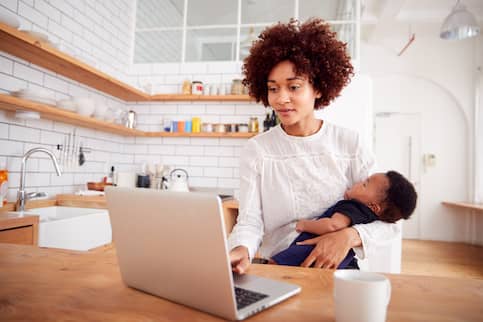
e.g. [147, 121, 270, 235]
[105, 187, 301, 320]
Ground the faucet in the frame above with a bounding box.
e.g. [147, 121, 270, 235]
[16, 147, 62, 212]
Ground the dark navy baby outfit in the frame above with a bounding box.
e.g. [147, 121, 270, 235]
[271, 199, 379, 269]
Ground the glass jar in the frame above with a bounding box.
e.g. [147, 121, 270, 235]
[231, 79, 243, 95]
[182, 80, 191, 94]
[238, 123, 248, 132]
[248, 117, 259, 133]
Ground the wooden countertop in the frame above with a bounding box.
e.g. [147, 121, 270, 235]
[442, 201, 483, 213]
[0, 244, 481, 322]
[0, 211, 39, 230]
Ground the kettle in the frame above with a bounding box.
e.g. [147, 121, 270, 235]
[163, 168, 189, 192]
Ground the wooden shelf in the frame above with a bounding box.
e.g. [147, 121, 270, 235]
[150, 94, 251, 102]
[442, 201, 483, 213]
[0, 94, 144, 136]
[0, 23, 148, 101]
[0, 23, 253, 103]
[0, 94, 257, 138]
[144, 131, 255, 138]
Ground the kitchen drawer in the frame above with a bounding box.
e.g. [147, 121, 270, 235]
[0, 225, 36, 245]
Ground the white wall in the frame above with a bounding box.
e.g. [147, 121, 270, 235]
[0, 0, 135, 200]
[128, 61, 266, 190]
[361, 24, 483, 244]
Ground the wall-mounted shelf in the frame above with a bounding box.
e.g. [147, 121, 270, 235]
[0, 94, 257, 138]
[150, 94, 251, 102]
[0, 23, 253, 103]
[0, 94, 144, 136]
[0, 23, 148, 101]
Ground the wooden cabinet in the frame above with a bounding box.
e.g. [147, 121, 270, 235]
[0, 213, 39, 246]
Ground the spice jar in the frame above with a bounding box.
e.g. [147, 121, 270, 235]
[192, 81, 203, 95]
[231, 79, 243, 95]
[214, 123, 226, 133]
[202, 123, 213, 132]
[248, 117, 259, 133]
[238, 123, 248, 133]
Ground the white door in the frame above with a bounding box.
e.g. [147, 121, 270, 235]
[374, 113, 421, 239]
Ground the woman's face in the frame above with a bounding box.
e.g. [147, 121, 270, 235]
[267, 60, 320, 135]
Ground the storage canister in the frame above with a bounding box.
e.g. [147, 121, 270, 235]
[192, 117, 201, 133]
[192, 81, 203, 95]
[202, 123, 213, 132]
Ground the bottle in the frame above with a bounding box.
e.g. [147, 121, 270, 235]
[270, 110, 277, 128]
[0, 162, 8, 207]
[107, 166, 115, 185]
[263, 111, 271, 132]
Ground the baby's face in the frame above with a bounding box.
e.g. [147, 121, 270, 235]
[344, 173, 389, 205]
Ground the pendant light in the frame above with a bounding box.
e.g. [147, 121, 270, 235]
[440, 0, 480, 40]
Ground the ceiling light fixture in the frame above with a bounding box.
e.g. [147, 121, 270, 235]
[440, 0, 480, 40]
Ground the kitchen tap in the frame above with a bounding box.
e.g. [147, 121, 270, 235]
[16, 148, 62, 212]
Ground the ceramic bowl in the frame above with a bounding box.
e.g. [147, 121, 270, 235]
[56, 99, 77, 112]
[74, 97, 95, 117]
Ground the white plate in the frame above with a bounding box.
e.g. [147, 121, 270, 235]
[17, 94, 56, 106]
[0, 10, 20, 29]
[21, 30, 49, 42]
[12, 88, 53, 98]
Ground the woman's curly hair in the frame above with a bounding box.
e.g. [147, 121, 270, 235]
[242, 18, 354, 109]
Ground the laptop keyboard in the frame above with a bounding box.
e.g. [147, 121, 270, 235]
[234, 287, 269, 310]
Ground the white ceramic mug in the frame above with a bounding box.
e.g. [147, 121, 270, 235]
[333, 270, 391, 322]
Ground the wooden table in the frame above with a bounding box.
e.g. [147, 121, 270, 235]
[0, 244, 481, 322]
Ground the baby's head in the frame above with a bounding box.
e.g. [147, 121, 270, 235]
[344, 171, 417, 223]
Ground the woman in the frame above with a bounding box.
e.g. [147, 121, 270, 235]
[228, 18, 399, 274]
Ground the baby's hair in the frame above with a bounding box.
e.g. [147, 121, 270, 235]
[379, 171, 418, 223]
[242, 18, 353, 109]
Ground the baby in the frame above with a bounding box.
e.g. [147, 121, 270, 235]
[270, 170, 417, 268]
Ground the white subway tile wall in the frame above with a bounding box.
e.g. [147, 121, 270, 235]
[0, 1, 266, 202]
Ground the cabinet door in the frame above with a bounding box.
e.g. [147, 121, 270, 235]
[0, 226, 35, 245]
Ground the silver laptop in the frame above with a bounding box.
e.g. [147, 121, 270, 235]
[105, 187, 300, 320]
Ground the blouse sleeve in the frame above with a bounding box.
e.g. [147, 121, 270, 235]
[227, 139, 264, 260]
[350, 135, 399, 259]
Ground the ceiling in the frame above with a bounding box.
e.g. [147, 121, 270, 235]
[361, 0, 483, 39]
[362, 0, 483, 22]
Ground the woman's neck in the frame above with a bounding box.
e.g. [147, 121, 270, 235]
[281, 118, 323, 137]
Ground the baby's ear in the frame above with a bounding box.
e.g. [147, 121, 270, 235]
[368, 203, 382, 215]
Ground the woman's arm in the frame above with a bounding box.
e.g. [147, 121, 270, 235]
[227, 140, 264, 271]
[296, 213, 351, 235]
[297, 227, 361, 269]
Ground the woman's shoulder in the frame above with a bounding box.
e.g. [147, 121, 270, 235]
[323, 122, 362, 149]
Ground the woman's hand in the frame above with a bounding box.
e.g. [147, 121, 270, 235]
[229, 246, 250, 274]
[297, 227, 361, 269]
[295, 220, 307, 232]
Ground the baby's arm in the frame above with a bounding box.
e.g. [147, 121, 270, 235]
[296, 212, 351, 235]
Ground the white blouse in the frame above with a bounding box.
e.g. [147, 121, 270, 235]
[228, 123, 400, 261]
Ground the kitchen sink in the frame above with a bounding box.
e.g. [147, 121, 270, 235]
[18, 206, 111, 251]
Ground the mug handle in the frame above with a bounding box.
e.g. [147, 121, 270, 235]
[385, 278, 392, 305]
